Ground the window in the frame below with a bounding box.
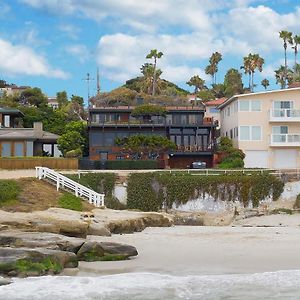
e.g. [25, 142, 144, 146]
[230, 129, 233, 139]
[251, 100, 261, 111]
[272, 126, 288, 134]
[240, 126, 250, 140]
[4, 115, 10, 127]
[239, 100, 249, 111]
[239, 126, 262, 141]
[209, 107, 219, 113]
[26, 141, 33, 156]
[274, 101, 293, 109]
[226, 107, 231, 116]
[14, 142, 24, 156]
[1, 143, 11, 157]
[251, 126, 261, 140]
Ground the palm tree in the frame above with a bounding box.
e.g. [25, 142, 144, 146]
[241, 53, 264, 92]
[186, 75, 205, 100]
[261, 78, 270, 90]
[279, 30, 293, 88]
[292, 35, 300, 71]
[146, 49, 163, 96]
[140, 63, 163, 94]
[205, 52, 222, 84]
[275, 65, 293, 89]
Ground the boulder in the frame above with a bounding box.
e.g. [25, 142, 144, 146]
[77, 241, 138, 261]
[87, 222, 111, 236]
[0, 277, 12, 285]
[0, 247, 78, 277]
[0, 231, 85, 253]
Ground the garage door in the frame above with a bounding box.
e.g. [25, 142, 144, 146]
[244, 151, 269, 168]
[274, 149, 297, 169]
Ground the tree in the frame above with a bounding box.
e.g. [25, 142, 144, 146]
[146, 49, 163, 96]
[261, 78, 270, 90]
[211, 83, 226, 98]
[205, 52, 222, 84]
[275, 65, 293, 89]
[186, 75, 205, 100]
[57, 121, 88, 157]
[115, 134, 176, 160]
[20, 88, 47, 108]
[292, 35, 300, 71]
[131, 104, 166, 118]
[279, 30, 293, 88]
[56, 91, 68, 108]
[241, 53, 264, 92]
[197, 90, 215, 101]
[0, 80, 9, 88]
[223, 69, 243, 98]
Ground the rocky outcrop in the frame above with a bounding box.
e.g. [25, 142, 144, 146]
[0, 230, 138, 277]
[0, 247, 78, 277]
[0, 208, 173, 237]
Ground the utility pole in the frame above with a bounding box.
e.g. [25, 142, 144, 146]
[97, 67, 101, 95]
[82, 72, 94, 106]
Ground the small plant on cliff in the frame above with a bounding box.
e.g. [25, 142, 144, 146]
[131, 104, 166, 117]
[58, 193, 82, 211]
[0, 180, 20, 205]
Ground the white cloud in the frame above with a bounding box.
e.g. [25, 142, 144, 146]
[58, 24, 80, 39]
[65, 44, 89, 63]
[0, 38, 68, 79]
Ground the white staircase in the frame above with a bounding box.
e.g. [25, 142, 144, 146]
[35, 167, 105, 207]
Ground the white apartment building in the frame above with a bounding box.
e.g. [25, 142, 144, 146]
[219, 87, 300, 169]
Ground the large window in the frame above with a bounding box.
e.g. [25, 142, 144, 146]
[14, 142, 24, 156]
[239, 100, 261, 112]
[1, 143, 11, 157]
[239, 126, 262, 141]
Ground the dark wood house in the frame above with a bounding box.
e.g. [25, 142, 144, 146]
[88, 105, 217, 168]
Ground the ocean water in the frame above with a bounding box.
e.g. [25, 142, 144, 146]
[1, 270, 300, 300]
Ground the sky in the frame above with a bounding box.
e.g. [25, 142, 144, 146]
[1, 0, 300, 104]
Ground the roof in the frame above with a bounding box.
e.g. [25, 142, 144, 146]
[218, 87, 300, 109]
[0, 108, 24, 117]
[0, 128, 59, 141]
[204, 98, 227, 106]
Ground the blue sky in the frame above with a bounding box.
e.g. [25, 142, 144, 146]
[1, 0, 300, 103]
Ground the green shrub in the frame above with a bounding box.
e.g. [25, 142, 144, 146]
[127, 172, 284, 211]
[105, 196, 127, 210]
[67, 173, 116, 196]
[218, 157, 244, 169]
[65, 148, 82, 158]
[58, 193, 83, 211]
[106, 160, 159, 170]
[271, 208, 293, 215]
[0, 180, 20, 204]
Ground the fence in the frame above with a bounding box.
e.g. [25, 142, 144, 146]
[36, 167, 104, 207]
[0, 158, 78, 170]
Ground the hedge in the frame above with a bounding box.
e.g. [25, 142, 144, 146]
[106, 160, 159, 170]
[127, 172, 284, 211]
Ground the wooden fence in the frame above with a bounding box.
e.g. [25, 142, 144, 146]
[0, 158, 78, 170]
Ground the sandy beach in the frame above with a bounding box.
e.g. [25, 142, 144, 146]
[78, 218, 300, 276]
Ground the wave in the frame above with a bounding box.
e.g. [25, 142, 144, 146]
[1, 270, 300, 300]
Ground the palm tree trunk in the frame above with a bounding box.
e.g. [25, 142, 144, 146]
[295, 46, 298, 71]
[251, 72, 254, 92]
[248, 73, 251, 90]
[284, 43, 287, 88]
[152, 58, 157, 96]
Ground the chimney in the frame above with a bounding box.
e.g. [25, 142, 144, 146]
[33, 122, 43, 138]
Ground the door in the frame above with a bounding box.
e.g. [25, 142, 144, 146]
[274, 149, 297, 169]
[244, 151, 269, 168]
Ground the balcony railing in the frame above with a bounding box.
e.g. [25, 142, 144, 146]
[89, 119, 212, 126]
[270, 109, 300, 121]
[270, 134, 300, 146]
[174, 144, 215, 152]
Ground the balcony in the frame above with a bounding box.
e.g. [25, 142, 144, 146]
[174, 144, 215, 153]
[270, 134, 300, 146]
[269, 109, 300, 122]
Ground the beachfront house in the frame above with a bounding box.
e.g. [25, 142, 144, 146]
[0, 108, 61, 157]
[219, 87, 300, 169]
[88, 104, 217, 168]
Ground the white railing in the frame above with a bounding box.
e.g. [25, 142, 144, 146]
[270, 134, 300, 146]
[35, 167, 105, 207]
[270, 109, 300, 121]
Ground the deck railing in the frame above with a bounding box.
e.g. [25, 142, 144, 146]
[35, 167, 104, 207]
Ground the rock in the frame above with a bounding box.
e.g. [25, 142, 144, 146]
[87, 223, 111, 236]
[77, 241, 138, 261]
[100, 242, 138, 257]
[0, 247, 78, 277]
[0, 231, 85, 253]
[0, 277, 12, 285]
[76, 241, 105, 261]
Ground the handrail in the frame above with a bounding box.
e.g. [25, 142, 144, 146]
[35, 167, 105, 207]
